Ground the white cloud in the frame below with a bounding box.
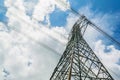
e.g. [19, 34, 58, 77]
[1, 0, 69, 80]
[65, 4, 120, 80]
[0, 22, 8, 31]
[0, 0, 119, 80]
[76, 5, 120, 49]
[94, 40, 120, 80]
[77, 5, 120, 79]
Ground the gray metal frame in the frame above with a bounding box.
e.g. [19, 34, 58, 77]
[50, 16, 114, 80]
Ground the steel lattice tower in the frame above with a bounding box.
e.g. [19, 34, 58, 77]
[50, 16, 114, 80]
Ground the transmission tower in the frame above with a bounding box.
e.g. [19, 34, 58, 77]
[50, 15, 114, 80]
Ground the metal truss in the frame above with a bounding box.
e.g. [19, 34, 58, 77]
[50, 16, 114, 80]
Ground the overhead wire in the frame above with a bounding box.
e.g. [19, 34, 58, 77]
[0, 0, 119, 60]
[0, 4, 67, 46]
[2, 0, 120, 48]
[1, 1, 120, 79]
[8, 25, 61, 56]
[55, 0, 120, 78]
[90, 22, 120, 48]
[3, 0, 119, 56]
[1, 1, 120, 76]
[0, 5, 62, 56]
[10, 3, 67, 40]
[0, 25, 62, 56]
[55, 0, 120, 48]
[55, 0, 81, 16]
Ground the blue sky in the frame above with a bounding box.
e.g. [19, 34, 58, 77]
[49, 7, 69, 26]
[0, 0, 120, 80]
[1, 0, 120, 26]
[49, 0, 120, 26]
[48, 0, 120, 48]
[0, 0, 120, 53]
[0, 0, 120, 54]
[69, 0, 120, 13]
[0, 0, 8, 23]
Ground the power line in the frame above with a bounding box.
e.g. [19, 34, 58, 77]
[55, 1, 120, 79]
[0, 4, 62, 56]
[1, 0, 120, 65]
[1, 1, 119, 79]
[0, 4, 67, 46]
[4, 4, 68, 39]
[55, 0, 120, 48]
[90, 22, 120, 48]
[7, 25, 61, 56]
[2, 1, 120, 48]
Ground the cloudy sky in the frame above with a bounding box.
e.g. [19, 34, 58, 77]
[0, 0, 120, 80]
